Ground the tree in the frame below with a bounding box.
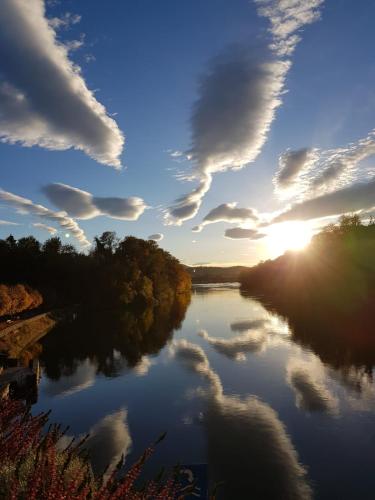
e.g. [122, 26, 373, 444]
[93, 231, 119, 259]
[42, 237, 63, 255]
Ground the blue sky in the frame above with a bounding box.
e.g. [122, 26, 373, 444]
[1, 0, 375, 265]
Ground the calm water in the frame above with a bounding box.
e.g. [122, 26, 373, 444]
[31, 285, 375, 499]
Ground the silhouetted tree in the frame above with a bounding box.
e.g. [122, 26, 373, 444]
[0, 232, 191, 315]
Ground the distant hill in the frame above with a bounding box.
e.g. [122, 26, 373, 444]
[186, 265, 250, 283]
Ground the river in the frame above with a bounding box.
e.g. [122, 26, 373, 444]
[30, 284, 375, 499]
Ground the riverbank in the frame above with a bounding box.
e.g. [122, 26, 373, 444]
[0, 311, 60, 359]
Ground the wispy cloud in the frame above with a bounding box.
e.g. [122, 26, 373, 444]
[193, 203, 258, 232]
[309, 130, 375, 193]
[276, 130, 375, 201]
[256, 0, 324, 56]
[165, 0, 324, 225]
[0, 220, 20, 226]
[42, 183, 146, 221]
[0, 188, 90, 246]
[48, 12, 81, 30]
[32, 222, 58, 234]
[0, 0, 124, 167]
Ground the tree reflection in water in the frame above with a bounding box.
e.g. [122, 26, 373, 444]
[40, 292, 191, 381]
[241, 291, 375, 370]
[240, 290, 375, 399]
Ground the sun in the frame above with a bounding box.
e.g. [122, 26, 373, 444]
[266, 221, 313, 256]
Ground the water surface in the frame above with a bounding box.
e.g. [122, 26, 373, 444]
[32, 285, 375, 499]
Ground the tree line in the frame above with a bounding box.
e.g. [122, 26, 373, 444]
[0, 231, 191, 315]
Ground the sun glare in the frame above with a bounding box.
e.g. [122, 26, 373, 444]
[266, 222, 313, 257]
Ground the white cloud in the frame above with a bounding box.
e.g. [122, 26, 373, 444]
[165, 48, 289, 225]
[277, 130, 375, 201]
[256, 0, 324, 56]
[64, 34, 85, 53]
[0, 0, 124, 167]
[48, 12, 81, 30]
[166, 1, 324, 225]
[84, 53, 96, 64]
[148, 233, 164, 241]
[193, 202, 258, 232]
[0, 188, 90, 246]
[32, 222, 57, 234]
[273, 177, 375, 223]
[42, 183, 146, 221]
[225, 227, 266, 240]
[165, 173, 212, 225]
[274, 148, 317, 194]
[0, 220, 20, 226]
[310, 130, 375, 192]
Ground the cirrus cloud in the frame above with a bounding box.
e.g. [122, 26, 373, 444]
[0, 0, 124, 167]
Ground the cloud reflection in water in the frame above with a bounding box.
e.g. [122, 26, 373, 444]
[286, 358, 339, 415]
[172, 340, 312, 499]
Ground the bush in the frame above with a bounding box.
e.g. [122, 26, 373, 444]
[0, 284, 43, 317]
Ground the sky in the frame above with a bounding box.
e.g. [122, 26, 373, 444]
[1, 0, 375, 266]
